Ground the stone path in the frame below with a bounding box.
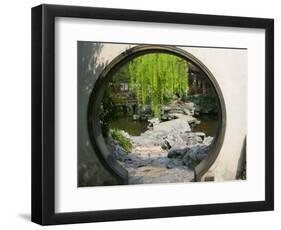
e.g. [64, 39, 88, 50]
[119, 143, 194, 184]
[116, 118, 198, 184]
[112, 107, 213, 185]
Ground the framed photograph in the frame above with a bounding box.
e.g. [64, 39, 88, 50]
[31, 4, 274, 225]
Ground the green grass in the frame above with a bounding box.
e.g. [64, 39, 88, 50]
[110, 129, 133, 154]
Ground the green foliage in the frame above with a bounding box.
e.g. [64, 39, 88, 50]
[110, 129, 133, 154]
[100, 90, 119, 136]
[116, 53, 189, 117]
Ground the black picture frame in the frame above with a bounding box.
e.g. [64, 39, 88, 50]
[31, 4, 274, 225]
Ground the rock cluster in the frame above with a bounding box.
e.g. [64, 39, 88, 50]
[110, 101, 214, 184]
[136, 99, 201, 124]
[168, 144, 211, 169]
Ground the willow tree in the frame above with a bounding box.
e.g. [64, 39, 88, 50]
[114, 53, 189, 117]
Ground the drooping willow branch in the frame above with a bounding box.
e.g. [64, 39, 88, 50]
[113, 53, 189, 117]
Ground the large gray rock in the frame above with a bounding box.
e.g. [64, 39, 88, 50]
[203, 136, 214, 145]
[166, 132, 209, 159]
[182, 102, 196, 116]
[182, 145, 209, 168]
[179, 132, 205, 146]
[131, 132, 164, 146]
[167, 146, 190, 158]
[162, 133, 185, 149]
[186, 115, 201, 125]
[167, 137, 211, 169]
[133, 117, 193, 149]
[148, 117, 160, 127]
[195, 132, 206, 139]
[183, 102, 196, 110]
[153, 118, 191, 133]
[188, 145, 209, 161]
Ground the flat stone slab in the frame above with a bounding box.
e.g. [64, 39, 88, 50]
[153, 118, 191, 133]
[114, 115, 210, 184]
[127, 166, 194, 184]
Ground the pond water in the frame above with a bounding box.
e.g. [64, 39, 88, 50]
[192, 114, 218, 137]
[109, 116, 148, 136]
[109, 113, 218, 137]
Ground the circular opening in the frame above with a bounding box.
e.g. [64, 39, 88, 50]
[88, 45, 226, 184]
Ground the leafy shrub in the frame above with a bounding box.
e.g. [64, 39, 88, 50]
[100, 89, 119, 137]
[110, 129, 133, 154]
